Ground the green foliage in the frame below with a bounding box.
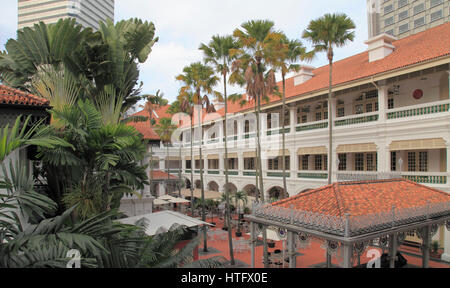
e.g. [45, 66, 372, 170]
[0, 17, 159, 111]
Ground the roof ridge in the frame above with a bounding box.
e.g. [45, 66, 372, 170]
[332, 183, 346, 217]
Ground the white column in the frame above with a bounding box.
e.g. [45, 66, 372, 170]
[219, 152, 224, 174]
[236, 117, 244, 141]
[291, 150, 298, 177]
[289, 107, 296, 134]
[238, 152, 244, 176]
[441, 226, 450, 262]
[377, 144, 390, 173]
[378, 84, 389, 122]
[331, 144, 338, 182]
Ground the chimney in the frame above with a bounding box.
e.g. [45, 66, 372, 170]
[294, 65, 315, 86]
[364, 33, 397, 62]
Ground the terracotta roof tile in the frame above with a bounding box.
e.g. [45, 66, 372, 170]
[150, 170, 179, 180]
[0, 85, 49, 106]
[272, 179, 450, 217]
[226, 22, 450, 114]
[127, 105, 172, 140]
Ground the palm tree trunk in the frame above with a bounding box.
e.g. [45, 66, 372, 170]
[178, 139, 182, 198]
[198, 103, 208, 253]
[149, 145, 154, 197]
[190, 118, 194, 216]
[281, 74, 287, 199]
[223, 71, 235, 265]
[256, 68, 268, 268]
[328, 58, 334, 185]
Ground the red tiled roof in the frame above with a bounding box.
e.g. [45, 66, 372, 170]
[150, 170, 179, 180]
[272, 179, 450, 217]
[128, 105, 172, 140]
[0, 85, 49, 106]
[226, 22, 450, 114]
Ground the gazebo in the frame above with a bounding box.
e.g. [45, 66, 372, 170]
[245, 179, 450, 268]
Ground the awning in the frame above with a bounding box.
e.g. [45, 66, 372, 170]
[158, 195, 177, 201]
[227, 153, 238, 159]
[194, 155, 201, 160]
[117, 210, 212, 236]
[207, 154, 219, 160]
[165, 156, 181, 161]
[266, 149, 290, 157]
[298, 146, 327, 155]
[168, 197, 191, 204]
[153, 198, 170, 205]
[181, 189, 222, 200]
[337, 143, 377, 153]
[185, 156, 191, 161]
[243, 151, 256, 158]
[390, 138, 446, 151]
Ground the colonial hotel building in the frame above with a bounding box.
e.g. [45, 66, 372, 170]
[129, 22, 450, 260]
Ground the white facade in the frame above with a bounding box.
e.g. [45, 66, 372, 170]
[18, 0, 114, 30]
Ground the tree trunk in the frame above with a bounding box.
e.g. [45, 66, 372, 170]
[190, 118, 194, 216]
[198, 98, 208, 253]
[281, 74, 287, 199]
[223, 71, 235, 265]
[327, 57, 334, 185]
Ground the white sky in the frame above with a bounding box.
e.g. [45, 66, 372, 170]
[1, 0, 369, 105]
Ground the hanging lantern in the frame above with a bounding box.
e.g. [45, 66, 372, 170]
[277, 228, 287, 240]
[297, 232, 311, 249]
[379, 236, 389, 248]
[327, 241, 339, 255]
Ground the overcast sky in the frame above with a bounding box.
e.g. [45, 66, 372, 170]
[1, 0, 369, 105]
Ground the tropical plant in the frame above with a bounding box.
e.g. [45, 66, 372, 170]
[200, 34, 241, 265]
[270, 34, 308, 199]
[0, 18, 159, 111]
[232, 191, 248, 235]
[176, 62, 219, 253]
[302, 13, 355, 185]
[38, 99, 148, 216]
[154, 117, 177, 185]
[232, 19, 282, 267]
[140, 90, 168, 197]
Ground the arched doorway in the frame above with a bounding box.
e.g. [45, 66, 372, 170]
[223, 183, 237, 195]
[208, 181, 219, 192]
[242, 184, 259, 198]
[267, 186, 289, 201]
[195, 180, 202, 189]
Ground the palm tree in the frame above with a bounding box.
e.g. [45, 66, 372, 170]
[270, 34, 308, 199]
[232, 191, 248, 235]
[176, 62, 219, 253]
[302, 13, 356, 185]
[154, 118, 177, 195]
[140, 90, 168, 198]
[232, 20, 282, 267]
[199, 35, 240, 265]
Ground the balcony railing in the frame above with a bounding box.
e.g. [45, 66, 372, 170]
[224, 170, 239, 176]
[298, 171, 328, 179]
[244, 133, 256, 139]
[267, 171, 291, 178]
[335, 112, 379, 127]
[208, 169, 220, 175]
[401, 172, 448, 185]
[267, 127, 291, 136]
[387, 100, 450, 120]
[243, 170, 257, 177]
[207, 138, 220, 144]
[296, 119, 328, 132]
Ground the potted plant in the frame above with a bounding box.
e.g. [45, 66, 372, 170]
[233, 191, 248, 237]
[431, 241, 442, 259]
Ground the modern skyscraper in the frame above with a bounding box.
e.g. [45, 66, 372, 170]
[18, 0, 114, 30]
[367, 0, 449, 39]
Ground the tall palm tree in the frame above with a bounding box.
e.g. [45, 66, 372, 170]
[176, 62, 219, 253]
[302, 13, 355, 185]
[232, 19, 282, 268]
[154, 118, 177, 194]
[140, 90, 168, 197]
[199, 35, 240, 265]
[270, 34, 308, 199]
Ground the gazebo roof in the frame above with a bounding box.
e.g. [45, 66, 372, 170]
[250, 179, 450, 238]
[273, 179, 449, 217]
